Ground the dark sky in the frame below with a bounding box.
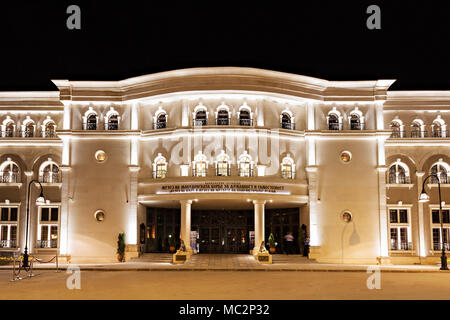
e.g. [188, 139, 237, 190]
[0, 1, 449, 91]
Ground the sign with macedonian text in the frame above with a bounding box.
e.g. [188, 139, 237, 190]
[158, 182, 286, 194]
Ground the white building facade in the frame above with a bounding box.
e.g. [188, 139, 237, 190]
[0, 67, 448, 264]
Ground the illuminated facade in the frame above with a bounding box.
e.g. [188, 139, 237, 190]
[0, 67, 449, 264]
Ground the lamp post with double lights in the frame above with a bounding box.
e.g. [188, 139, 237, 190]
[22, 179, 45, 269]
[419, 173, 449, 270]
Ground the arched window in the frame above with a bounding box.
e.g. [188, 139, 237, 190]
[21, 116, 35, 137]
[42, 117, 56, 138]
[104, 107, 120, 130]
[430, 161, 449, 184]
[193, 152, 208, 177]
[83, 107, 98, 130]
[216, 104, 230, 125]
[390, 121, 401, 138]
[281, 155, 296, 179]
[327, 107, 342, 130]
[0, 159, 20, 183]
[280, 110, 294, 130]
[432, 116, 447, 138]
[1, 117, 15, 138]
[411, 120, 424, 138]
[156, 113, 167, 129]
[193, 104, 208, 126]
[238, 151, 253, 177]
[153, 154, 167, 179]
[39, 159, 60, 183]
[388, 160, 410, 184]
[239, 103, 252, 126]
[215, 151, 230, 176]
[349, 107, 364, 130]
[328, 114, 339, 130]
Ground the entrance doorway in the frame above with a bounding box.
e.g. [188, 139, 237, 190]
[192, 210, 253, 253]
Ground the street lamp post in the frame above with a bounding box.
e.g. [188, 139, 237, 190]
[419, 173, 449, 270]
[22, 179, 45, 269]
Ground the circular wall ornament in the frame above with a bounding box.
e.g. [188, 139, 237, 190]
[95, 150, 107, 163]
[340, 151, 352, 163]
[342, 211, 352, 223]
[94, 210, 105, 222]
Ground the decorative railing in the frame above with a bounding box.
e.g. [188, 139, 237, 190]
[41, 173, 60, 183]
[391, 242, 413, 251]
[328, 123, 340, 130]
[280, 122, 295, 130]
[433, 242, 450, 251]
[237, 168, 254, 177]
[215, 167, 231, 177]
[86, 123, 97, 130]
[1, 173, 18, 183]
[216, 118, 230, 126]
[390, 130, 450, 138]
[41, 131, 57, 138]
[281, 171, 296, 179]
[193, 119, 207, 127]
[154, 122, 167, 130]
[239, 119, 253, 126]
[0, 240, 17, 248]
[37, 240, 58, 249]
[153, 170, 167, 179]
[192, 168, 208, 177]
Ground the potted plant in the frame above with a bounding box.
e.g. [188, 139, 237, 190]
[268, 233, 276, 253]
[168, 233, 176, 253]
[117, 233, 126, 262]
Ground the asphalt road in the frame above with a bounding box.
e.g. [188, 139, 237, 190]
[1, 270, 449, 300]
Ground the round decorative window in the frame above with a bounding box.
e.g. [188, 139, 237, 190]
[340, 151, 352, 163]
[95, 150, 107, 163]
[342, 211, 352, 223]
[94, 210, 105, 222]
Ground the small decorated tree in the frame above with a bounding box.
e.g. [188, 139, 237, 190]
[117, 233, 126, 262]
[268, 233, 276, 253]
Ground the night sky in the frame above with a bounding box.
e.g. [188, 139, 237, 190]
[0, 1, 449, 91]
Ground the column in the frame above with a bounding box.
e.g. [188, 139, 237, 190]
[377, 167, 389, 260]
[253, 200, 266, 253]
[59, 166, 71, 256]
[180, 200, 192, 252]
[22, 171, 34, 253]
[416, 172, 427, 257]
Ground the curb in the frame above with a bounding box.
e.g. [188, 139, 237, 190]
[0, 266, 447, 273]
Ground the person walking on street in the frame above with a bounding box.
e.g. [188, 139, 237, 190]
[284, 232, 294, 255]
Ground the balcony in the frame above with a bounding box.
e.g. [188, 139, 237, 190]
[433, 243, 450, 251]
[237, 168, 254, 177]
[192, 168, 208, 177]
[153, 122, 167, 130]
[0, 240, 17, 248]
[216, 118, 230, 126]
[390, 242, 413, 251]
[215, 167, 231, 177]
[390, 130, 450, 138]
[193, 119, 207, 127]
[41, 172, 60, 184]
[281, 171, 296, 180]
[239, 119, 253, 126]
[1, 173, 18, 183]
[280, 122, 295, 130]
[153, 170, 167, 179]
[41, 131, 57, 138]
[328, 123, 340, 130]
[37, 240, 58, 249]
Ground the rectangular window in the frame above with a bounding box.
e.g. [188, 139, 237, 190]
[10, 208, 17, 221]
[41, 207, 49, 221]
[433, 228, 441, 250]
[390, 210, 398, 223]
[432, 210, 440, 224]
[1, 208, 8, 221]
[388, 208, 411, 251]
[50, 208, 59, 221]
[399, 210, 408, 223]
[1, 226, 7, 241]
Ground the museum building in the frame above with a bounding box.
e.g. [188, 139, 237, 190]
[0, 67, 449, 264]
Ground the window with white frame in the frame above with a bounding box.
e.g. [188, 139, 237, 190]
[432, 115, 447, 138]
[238, 151, 253, 177]
[21, 116, 35, 137]
[215, 151, 230, 176]
[431, 208, 450, 251]
[328, 114, 340, 130]
[193, 104, 208, 126]
[154, 108, 167, 130]
[0, 159, 20, 183]
[105, 108, 120, 130]
[0, 206, 18, 248]
[390, 119, 403, 138]
[430, 160, 449, 184]
[411, 119, 425, 138]
[44, 121, 56, 138]
[388, 160, 410, 184]
[239, 103, 252, 126]
[37, 206, 59, 248]
[83, 107, 98, 130]
[1, 116, 15, 137]
[193, 152, 208, 177]
[280, 111, 294, 130]
[39, 158, 60, 183]
[216, 104, 230, 125]
[153, 154, 167, 179]
[281, 154, 296, 179]
[388, 208, 412, 250]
